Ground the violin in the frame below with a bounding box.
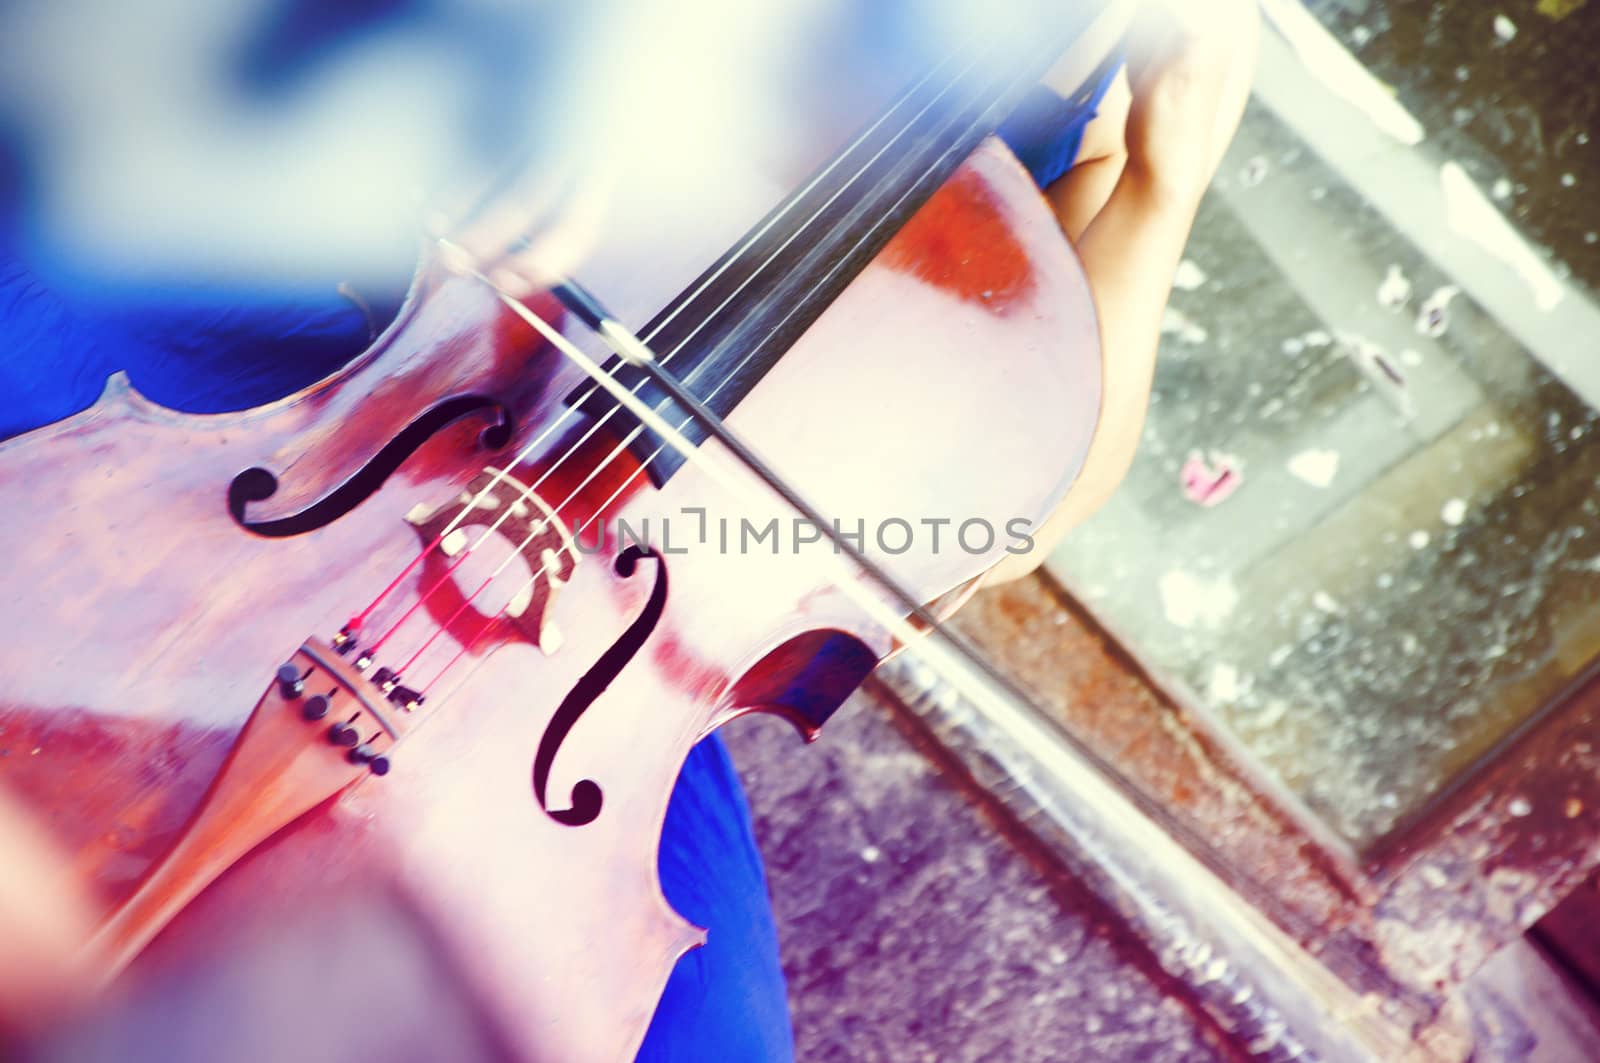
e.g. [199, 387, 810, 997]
[0, 6, 1125, 1059]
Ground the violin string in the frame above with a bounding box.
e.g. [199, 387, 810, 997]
[374, 16, 1068, 688]
[470, 17, 1053, 545]
[391, 428, 630, 677]
[415, 65, 1039, 696]
[408, 26, 1062, 696]
[412, 435, 641, 696]
[357, 38, 1004, 661]
[347, 42, 971, 641]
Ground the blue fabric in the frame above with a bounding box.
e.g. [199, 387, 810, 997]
[640, 735, 793, 1061]
[999, 56, 1125, 189]
[0, 261, 378, 438]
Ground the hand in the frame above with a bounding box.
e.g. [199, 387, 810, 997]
[1121, 0, 1259, 208]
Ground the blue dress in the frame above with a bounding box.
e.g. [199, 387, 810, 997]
[0, 73, 1117, 1063]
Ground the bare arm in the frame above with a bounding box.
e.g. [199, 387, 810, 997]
[988, 0, 1258, 582]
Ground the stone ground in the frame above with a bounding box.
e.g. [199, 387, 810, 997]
[723, 691, 1235, 1063]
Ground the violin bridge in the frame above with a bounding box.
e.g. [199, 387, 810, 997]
[405, 467, 581, 655]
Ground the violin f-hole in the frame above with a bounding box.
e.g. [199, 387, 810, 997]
[533, 546, 667, 827]
[228, 394, 513, 537]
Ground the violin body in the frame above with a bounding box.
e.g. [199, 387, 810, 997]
[0, 139, 1097, 1060]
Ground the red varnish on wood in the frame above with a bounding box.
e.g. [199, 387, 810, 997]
[880, 164, 1036, 312]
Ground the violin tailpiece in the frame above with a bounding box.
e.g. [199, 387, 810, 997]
[85, 639, 403, 982]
